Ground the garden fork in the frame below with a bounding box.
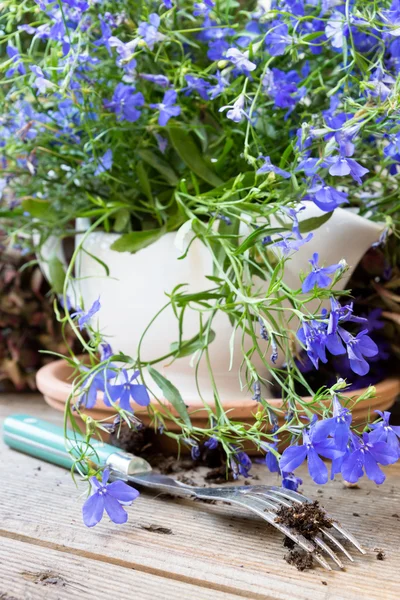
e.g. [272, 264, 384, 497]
[4, 414, 366, 571]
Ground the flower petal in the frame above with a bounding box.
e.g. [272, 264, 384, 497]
[103, 494, 129, 524]
[107, 480, 140, 504]
[363, 452, 385, 484]
[341, 449, 364, 483]
[82, 492, 104, 527]
[130, 384, 151, 407]
[279, 444, 308, 473]
[307, 447, 328, 484]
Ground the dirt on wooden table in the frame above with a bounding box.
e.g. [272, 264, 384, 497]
[0, 394, 399, 600]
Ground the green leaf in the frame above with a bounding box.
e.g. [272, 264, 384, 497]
[138, 150, 178, 186]
[48, 256, 66, 294]
[111, 227, 165, 253]
[147, 366, 192, 428]
[168, 127, 224, 187]
[21, 199, 56, 220]
[113, 209, 131, 233]
[136, 161, 153, 202]
[299, 211, 333, 234]
[233, 226, 287, 256]
[170, 329, 216, 358]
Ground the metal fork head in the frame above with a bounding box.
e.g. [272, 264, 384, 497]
[194, 484, 366, 570]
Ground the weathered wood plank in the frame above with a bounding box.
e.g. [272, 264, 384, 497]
[1, 395, 399, 600]
[0, 536, 242, 600]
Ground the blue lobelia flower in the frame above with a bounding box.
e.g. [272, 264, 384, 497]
[138, 14, 165, 50]
[256, 156, 291, 179]
[94, 149, 113, 176]
[279, 422, 342, 484]
[208, 71, 230, 99]
[259, 442, 280, 473]
[193, 1, 215, 18]
[70, 297, 101, 330]
[82, 469, 139, 527]
[325, 11, 349, 50]
[225, 48, 256, 74]
[149, 89, 181, 126]
[108, 36, 138, 72]
[369, 411, 400, 457]
[204, 436, 218, 450]
[182, 75, 210, 100]
[30, 65, 53, 94]
[328, 146, 369, 184]
[162, 0, 173, 8]
[272, 232, 313, 255]
[263, 68, 306, 116]
[302, 253, 341, 294]
[312, 396, 352, 452]
[230, 449, 252, 478]
[297, 320, 329, 369]
[78, 363, 117, 409]
[219, 94, 248, 123]
[341, 432, 398, 485]
[282, 472, 303, 491]
[306, 178, 349, 212]
[207, 39, 230, 60]
[337, 327, 378, 376]
[104, 83, 144, 123]
[106, 369, 150, 412]
[139, 73, 170, 88]
[265, 21, 293, 56]
[6, 44, 26, 77]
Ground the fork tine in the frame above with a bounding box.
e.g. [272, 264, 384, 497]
[331, 522, 366, 554]
[269, 487, 365, 555]
[321, 528, 354, 562]
[220, 494, 317, 554]
[313, 552, 333, 571]
[314, 536, 344, 569]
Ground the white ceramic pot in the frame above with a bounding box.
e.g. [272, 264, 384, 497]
[36, 205, 383, 403]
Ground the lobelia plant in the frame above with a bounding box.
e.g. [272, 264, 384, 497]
[1, 0, 400, 527]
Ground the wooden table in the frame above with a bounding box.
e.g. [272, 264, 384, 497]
[0, 394, 399, 600]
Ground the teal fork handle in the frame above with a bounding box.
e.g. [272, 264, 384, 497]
[3, 414, 118, 471]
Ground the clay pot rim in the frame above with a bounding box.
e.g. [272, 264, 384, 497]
[36, 357, 400, 419]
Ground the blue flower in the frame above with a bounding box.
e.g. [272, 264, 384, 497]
[162, 0, 173, 8]
[182, 75, 210, 100]
[149, 89, 181, 126]
[94, 149, 113, 176]
[263, 68, 306, 115]
[78, 363, 116, 409]
[208, 71, 229, 99]
[204, 436, 218, 450]
[282, 472, 303, 491]
[325, 11, 349, 50]
[6, 44, 26, 77]
[104, 84, 144, 123]
[193, 1, 215, 17]
[279, 423, 341, 484]
[341, 432, 398, 485]
[106, 369, 150, 412]
[297, 320, 329, 369]
[301, 253, 341, 293]
[140, 73, 170, 87]
[225, 48, 256, 74]
[328, 146, 369, 184]
[369, 411, 400, 457]
[207, 39, 229, 60]
[259, 442, 280, 473]
[256, 156, 291, 179]
[272, 232, 313, 255]
[138, 14, 165, 50]
[338, 327, 378, 376]
[71, 297, 101, 330]
[30, 65, 53, 94]
[82, 469, 139, 527]
[231, 449, 252, 478]
[219, 94, 248, 123]
[108, 36, 138, 72]
[265, 21, 293, 56]
[313, 396, 352, 452]
[306, 179, 349, 212]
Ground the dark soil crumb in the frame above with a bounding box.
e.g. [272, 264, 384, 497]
[253, 474, 260, 480]
[374, 548, 385, 560]
[193, 497, 217, 505]
[34, 466, 42, 471]
[317, 489, 323, 494]
[284, 550, 314, 571]
[21, 571, 65, 587]
[392, 513, 399, 518]
[244, 480, 251, 486]
[283, 536, 295, 549]
[275, 501, 333, 540]
[177, 475, 196, 486]
[352, 512, 360, 517]
[205, 465, 235, 484]
[321, 581, 327, 586]
[140, 524, 173, 535]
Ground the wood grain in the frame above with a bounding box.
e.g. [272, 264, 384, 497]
[1, 395, 399, 600]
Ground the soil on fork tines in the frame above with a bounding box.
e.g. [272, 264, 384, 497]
[274, 501, 333, 571]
